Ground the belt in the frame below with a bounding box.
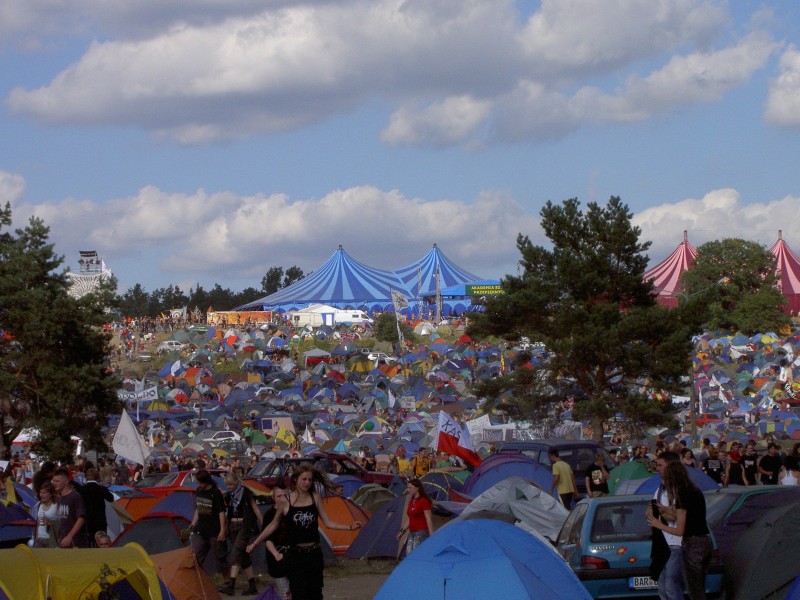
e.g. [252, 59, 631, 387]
[291, 543, 320, 552]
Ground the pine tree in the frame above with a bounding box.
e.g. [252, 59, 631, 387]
[0, 203, 120, 461]
[470, 197, 692, 441]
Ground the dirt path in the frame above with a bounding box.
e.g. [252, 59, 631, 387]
[229, 560, 394, 599]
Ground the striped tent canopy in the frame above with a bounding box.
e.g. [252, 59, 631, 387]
[644, 230, 697, 308]
[770, 230, 800, 315]
[395, 244, 480, 298]
[237, 245, 481, 313]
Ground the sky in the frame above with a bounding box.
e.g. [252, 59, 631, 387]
[2, 0, 800, 295]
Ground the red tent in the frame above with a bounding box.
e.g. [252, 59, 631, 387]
[770, 230, 800, 315]
[644, 231, 697, 308]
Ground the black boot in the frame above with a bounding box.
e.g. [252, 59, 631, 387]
[218, 579, 236, 596]
[242, 578, 258, 595]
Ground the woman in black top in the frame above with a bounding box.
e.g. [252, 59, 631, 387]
[247, 464, 362, 600]
[648, 461, 712, 600]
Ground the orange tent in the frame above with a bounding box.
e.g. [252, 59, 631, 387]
[115, 492, 160, 521]
[152, 546, 222, 600]
[318, 496, 371, 554]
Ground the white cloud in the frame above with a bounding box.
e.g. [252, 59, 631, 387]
[764, 45, 800, 127]
[493, 33, 776, 141]
[0, 170, 26, 206]
[519, 0, 729, 80]
[5, 0, 768, 146]
[381, 96, 492, 146]
[9, 176, 539, 289]
[635, 188, 799, 265]
[8, 168, 800, 290]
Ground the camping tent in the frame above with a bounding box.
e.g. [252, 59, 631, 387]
[633, 468, 719, 494]
[458, 476, 569, 541]
[113, 512, 190, 556]
[151, 547, 222, 600]
[0, 543, 163, 600]
[607, 461, 651, 495]
[724, 503, 800, 600]
[374, 519, 592, 600]
[460, 453, 555, 499]
[318, 496, 371, 554]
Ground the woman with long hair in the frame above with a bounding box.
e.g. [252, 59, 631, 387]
[31, 482, 59, 548]
[246, 463, 361, 600]
[647, 461, 712, 600]
[779, 455, 800, 485]
[396, 479, 434, 556]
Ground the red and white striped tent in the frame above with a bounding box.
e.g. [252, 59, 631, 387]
[770, 230, 800, 316]
[644, 231, 697, 308]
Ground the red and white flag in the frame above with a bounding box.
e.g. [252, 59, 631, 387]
[433, 411, 481, 468]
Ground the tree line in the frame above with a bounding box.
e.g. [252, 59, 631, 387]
[115, 265, 305, 317]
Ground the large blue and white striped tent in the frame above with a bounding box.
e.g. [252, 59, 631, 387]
[395, 244, 481, 299]
[236, 244, 481, 314]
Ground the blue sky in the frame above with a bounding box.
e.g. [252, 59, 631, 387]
[2, 0, 800, 294]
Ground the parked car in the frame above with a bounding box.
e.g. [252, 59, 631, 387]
[704, 486, 800, 558]
[695, 413, 722, 426]
[247, 452, 395, 490]
[157, 340, 186, 354]
[497, 439, 615, 496]
[555, 495, 724, 598]
[196, 430, 241, 446]
[136, 469, 227, 497]
[367, 352, 398, 364]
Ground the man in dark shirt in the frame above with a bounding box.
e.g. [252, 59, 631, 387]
[53, 468, 87, 548]
[80, 467, 114, 546]
[741, 441, 759, 485]
[190, 469, 228, 576]
[115, 459, 130, 485]
[758, 443, 784, 485]
[584, 453, 610, 497]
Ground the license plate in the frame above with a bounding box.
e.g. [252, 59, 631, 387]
[629, 576, 658, 590]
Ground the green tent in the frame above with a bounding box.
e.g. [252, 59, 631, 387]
[608, 461, 651, 495]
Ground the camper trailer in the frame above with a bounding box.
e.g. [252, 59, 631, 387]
[289, 304, 373, 328]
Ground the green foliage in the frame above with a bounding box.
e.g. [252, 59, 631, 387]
[262, 267, 284, 295]
[373, 313, 414, 346]
[0, 203, 121, 461]
[261, 265, 305, 295]
[470, 197, 687, 440]
[681, 238, 788, 334]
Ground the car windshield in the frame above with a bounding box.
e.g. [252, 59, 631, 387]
[590, 502, 651, 543]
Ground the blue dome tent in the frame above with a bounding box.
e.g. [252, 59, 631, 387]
[374, 519, 592, 600]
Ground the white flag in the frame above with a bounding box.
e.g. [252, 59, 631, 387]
[170, 360, 182, 376]
[112, 410, 150, 466]
[388, 389, 396, 408]
[391, 290, 409, 312]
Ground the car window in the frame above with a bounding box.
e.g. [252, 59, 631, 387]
[564, 448, 602, 474]
[704, 493, 738, 530]
[556, 503, 588, 547]
[591, 502, 651, 543]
